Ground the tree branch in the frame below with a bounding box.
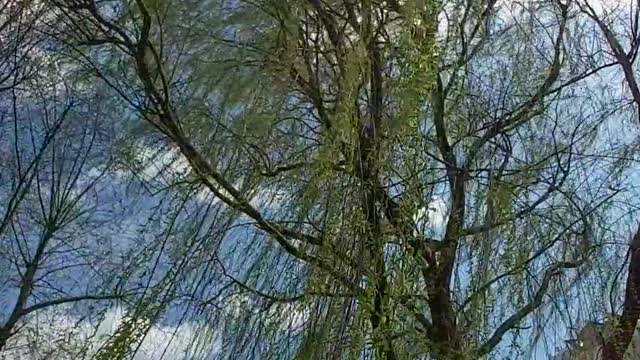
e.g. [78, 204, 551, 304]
[582, 0, 640, 123]
[474, 261, 580, 358]
[21, 294, 122, 317]
[466, 2, 568, 167]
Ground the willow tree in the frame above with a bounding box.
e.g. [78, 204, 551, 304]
[44, 0, 627, 358]
[580, 0, 640, 358]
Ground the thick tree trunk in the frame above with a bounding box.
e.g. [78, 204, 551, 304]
[428, 172, 465, 359]
[603, 227, 640, 359]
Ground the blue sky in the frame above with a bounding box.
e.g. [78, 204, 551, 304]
[4, 0, 640, 359]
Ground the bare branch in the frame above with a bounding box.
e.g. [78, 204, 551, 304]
[475, 261, 581, 358]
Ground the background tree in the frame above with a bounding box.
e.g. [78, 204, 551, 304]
[0, 0, 119, 354]
[0, 1, 203, 358]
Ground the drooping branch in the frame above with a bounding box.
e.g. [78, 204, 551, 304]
[50, 1, 377, 295]
[582, 0, 640, 123]
[474, 261, 581, 358]
[460, 160, 570, 237]
[465, 0, 568, 167]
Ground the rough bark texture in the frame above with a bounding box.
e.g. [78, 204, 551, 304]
[603, 227, 640, 360]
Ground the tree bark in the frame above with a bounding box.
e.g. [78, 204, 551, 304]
[603, 226, 640, 359]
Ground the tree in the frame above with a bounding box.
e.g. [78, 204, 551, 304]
[1, 0, 638, 359]
[580, 0, 640, 358]
[0, 1, 149, 356]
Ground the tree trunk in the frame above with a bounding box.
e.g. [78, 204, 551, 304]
[603, 226, 640, 359]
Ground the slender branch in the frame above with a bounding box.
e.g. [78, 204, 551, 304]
[466, 2, 568, 167]
[582, 0, 640, 123]
[474, 261, 581, 358]
[462, 190, 617, 312]
[460, 176, 564, 237]
[21, 294, 122, 317]
[48, 1, 381, 294]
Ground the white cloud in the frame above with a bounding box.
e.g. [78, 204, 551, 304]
[1, 305, 220, 360]
[129, 146, 190, 183]
[249, 186, 288, 211]
[413, 197, 449, 239]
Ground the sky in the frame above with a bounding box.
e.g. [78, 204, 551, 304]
[3, 0, 640, 359]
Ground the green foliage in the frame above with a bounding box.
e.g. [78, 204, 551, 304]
[95, 315, 151, 360]
[14, 0, 636, 359]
